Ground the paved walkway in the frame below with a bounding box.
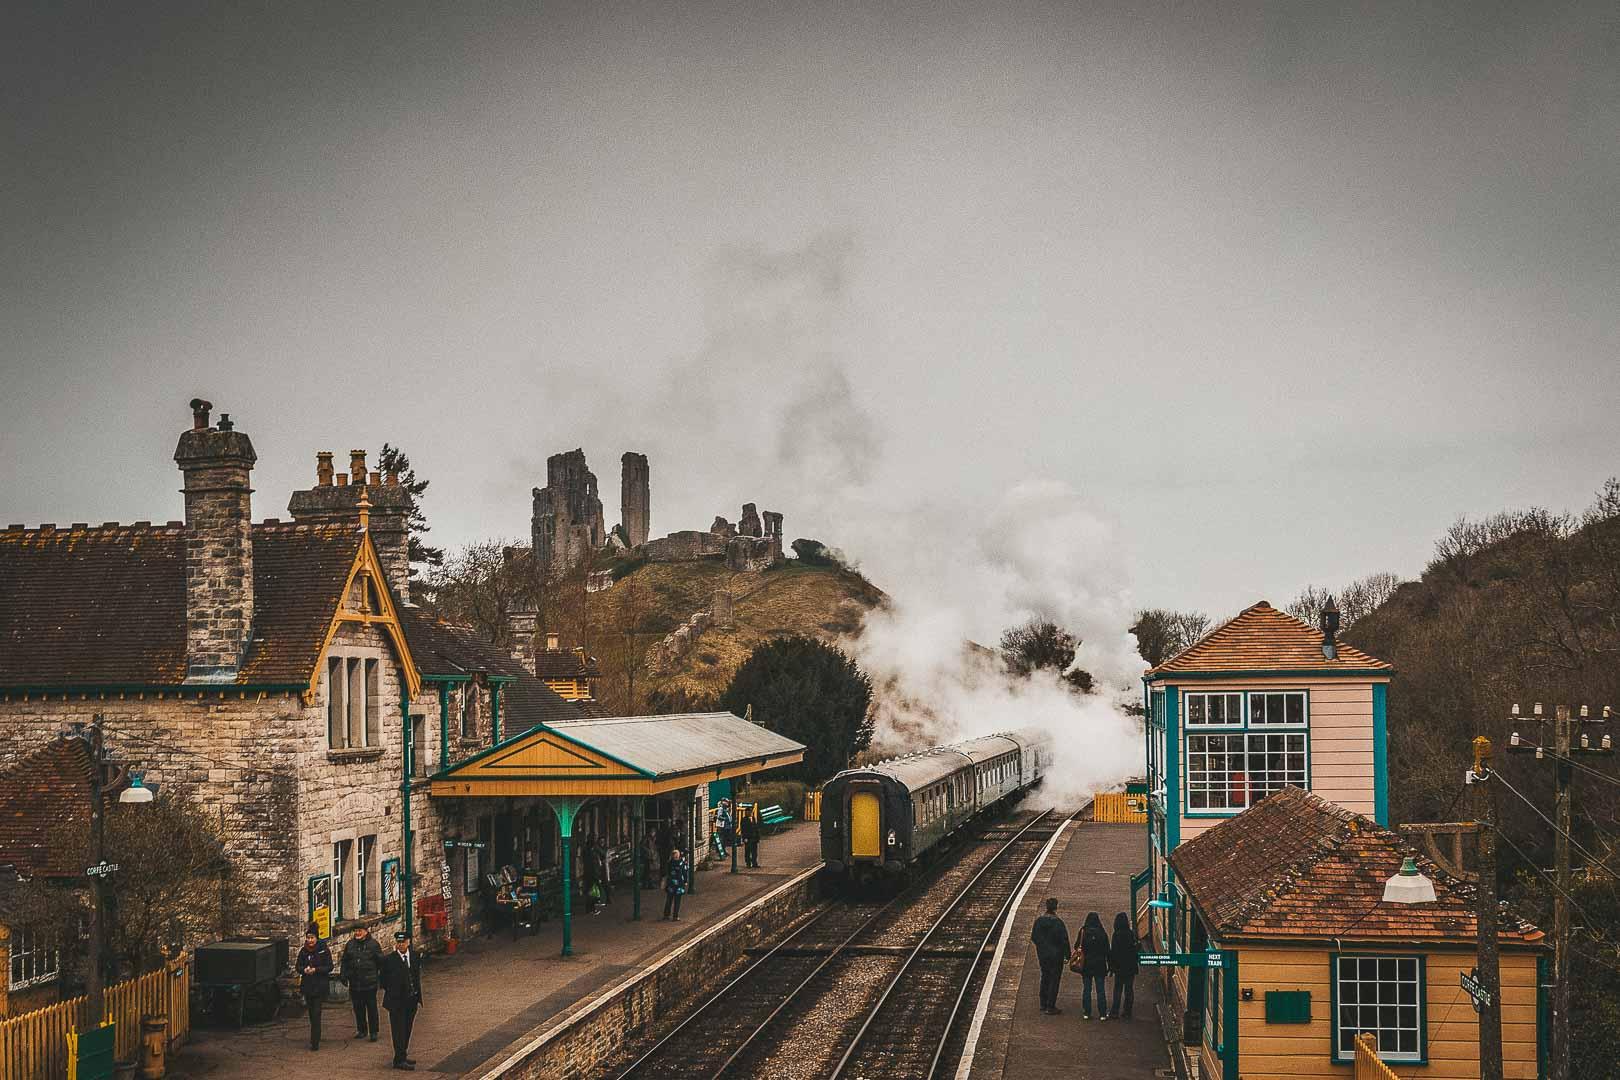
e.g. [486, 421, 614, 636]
[964, 820, 1172, 1079]
[169, 823, 821, 1078]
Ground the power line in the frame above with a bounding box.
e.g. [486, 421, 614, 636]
[1490, 770, 1609, 869]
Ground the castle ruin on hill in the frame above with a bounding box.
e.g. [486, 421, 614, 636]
[530, 448, 785, 579]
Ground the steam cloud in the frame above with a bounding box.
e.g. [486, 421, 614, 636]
[640, 232, 1147, 803]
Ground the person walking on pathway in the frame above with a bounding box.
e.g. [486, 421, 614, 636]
[740, 809, 761, 868]
[1108, 911, 1140, 1020]
[295, 923, 332, 1051]
[380, 931, 423, 1070]
[663, 847, 690, 921]
[1074, 911, 1111, 1020]
[1030, 898, 1071, 1015]
[341, 924, 385, 1042]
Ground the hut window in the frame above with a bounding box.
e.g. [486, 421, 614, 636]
[8, 927, 60, 990]
[1333, 955, 1423, 1063]
[1184, 692, 1243, 727]
[1185, 691, 1310, 813]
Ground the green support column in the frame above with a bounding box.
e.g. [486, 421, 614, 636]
[438, 682, 451, 771]
[545, 796, 590, 956]
[1221, 951, 1240, 1080]
[687, 793, 697, 895]
[401, 694, 415, 939]
[631, 799, 642, 921]
[490, 681, 502, 744]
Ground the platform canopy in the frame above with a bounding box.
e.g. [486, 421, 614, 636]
[428, 711, 805, 798]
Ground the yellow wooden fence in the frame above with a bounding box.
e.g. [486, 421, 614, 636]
[1091, 792, 1147, 823]
[803, 789, 821, 822]
[1354, 1032, 1403, 1079]
[0, 955, 190, 1080]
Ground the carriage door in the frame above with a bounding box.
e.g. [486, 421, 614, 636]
[850, 791, 882, 858]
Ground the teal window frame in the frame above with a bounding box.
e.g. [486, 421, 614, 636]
[1328, 953, 1427, 1066]
[1184, 690, 1310, 817]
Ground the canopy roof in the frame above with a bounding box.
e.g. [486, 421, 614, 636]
[429, 711, 805, 797]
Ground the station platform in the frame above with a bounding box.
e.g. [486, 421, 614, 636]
[169, 822, 823, 1078]
[962, 820, 1174, 1080]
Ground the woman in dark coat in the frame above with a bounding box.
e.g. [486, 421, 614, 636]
[1075, 911, 1110, 1020]
[1108, 911, 1140, 1020]
[662, 848, 690, 921]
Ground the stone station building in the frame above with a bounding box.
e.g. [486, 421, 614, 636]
[0, 400, 803, 1005]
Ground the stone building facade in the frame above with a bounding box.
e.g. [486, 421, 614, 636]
[0, 401, 597, 980]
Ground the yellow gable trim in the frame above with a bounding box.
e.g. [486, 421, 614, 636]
[306, 535, 424, 701]
[429, 750, 806, 799]
[449, 734, 642, 780]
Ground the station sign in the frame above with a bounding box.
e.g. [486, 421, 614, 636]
[1138, 952, 1224, 969]
[1460, 968, 1492, 1011]
[443, 838, 487, 849]
[85, 860, 121, 878]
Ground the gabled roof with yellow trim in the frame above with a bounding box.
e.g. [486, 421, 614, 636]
[430, 712, 805, 797]
[0, 520, 415, 692]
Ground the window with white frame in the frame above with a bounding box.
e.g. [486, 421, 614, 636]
[357, 835, 376, 914]
[333, 839, 354, 921]
[1185, 691, 1307, 812]
[1333, 955, 1423, 1063]
[8, 927, 60, 990]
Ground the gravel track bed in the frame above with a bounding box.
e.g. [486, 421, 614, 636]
[742, 955, 898, 1080]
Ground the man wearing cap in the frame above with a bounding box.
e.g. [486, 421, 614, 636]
[380, 931, 423, 1069]
[295, 923, 333, 1050]
[341, 924, 385, 1042]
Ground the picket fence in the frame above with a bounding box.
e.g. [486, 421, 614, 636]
[1354, 1031, 1403, 1079]
[1091, 791, 1148, 823]
[0, 956, 190, 1080]
[803, 789, 822, 822]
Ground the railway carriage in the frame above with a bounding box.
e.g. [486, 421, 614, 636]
[820, 729, 1049, 888]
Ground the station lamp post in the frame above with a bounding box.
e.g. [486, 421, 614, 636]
[81, 716, 155, 1022]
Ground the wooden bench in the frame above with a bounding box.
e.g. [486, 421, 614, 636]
[758, 804, 793, 832]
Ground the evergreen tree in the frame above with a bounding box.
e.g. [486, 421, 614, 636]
[377, 443, 443, 569]
[719, 635, 874, 782]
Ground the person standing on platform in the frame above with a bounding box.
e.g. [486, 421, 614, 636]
[583, 836, 605, 914]
[640, 830, 659, 888]
[595, 834, 614, 907]
[380, 931, 423, 1070]
[1030, 898, 1071, 1014]
[740, 809, 761, 868]
[713, 798, 733, 858]
[662, 847, 689, 921]
[1108, 911, 1140, 1020]
[341, 924, 385, 1042]
[1075, 911, 1110, 1020]
[296, 923, 333, 1050]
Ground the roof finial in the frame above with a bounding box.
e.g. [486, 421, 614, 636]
[356, 485, 371, 531]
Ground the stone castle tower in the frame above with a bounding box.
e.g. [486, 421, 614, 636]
[532, 449, 606, 576]
[620, 452, 650, 549]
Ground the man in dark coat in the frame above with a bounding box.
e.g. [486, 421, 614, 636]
[341, 924, 386, 1042]
[380, 931, 423, 1070]
[740, 811, 761, 869]
[1029, 898, 1071, 1014]
[295, 923, 333, 1050]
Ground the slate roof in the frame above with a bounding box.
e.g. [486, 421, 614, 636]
[1168, 786, 1542, 946]
[549, 712, 805, 778]
[0, 521, 364, 689]
[532, 648, 601, 681]
[0, 737, 94, 878]
[398, 610, 584, 728]
[1147, 600, 1392, 676]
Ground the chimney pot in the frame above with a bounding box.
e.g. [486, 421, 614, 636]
[386, 469, 400, 486]
[316, 452, 335, 486]
[217, 413, 234, 431]
[350, 450, 367, 484]
[369, 470, 381, 486]
[189, 398, 212, 430]
[336, 473, 348, 486]
[546, 633, 560, 651]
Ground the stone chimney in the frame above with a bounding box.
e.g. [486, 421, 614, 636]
[287, 449, 414, 604]
[507, 608, 538, 675]
[545, 632, 560, 651]
[174, 398, 256, 682]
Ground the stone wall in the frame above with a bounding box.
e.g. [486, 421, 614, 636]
[644, 610, 714, 676]
[642, 530, 725, 563]
[476, 866, 823, 1080]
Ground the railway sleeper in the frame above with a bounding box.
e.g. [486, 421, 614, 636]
[743, 944, 991, 958]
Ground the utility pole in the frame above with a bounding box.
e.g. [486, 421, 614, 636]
[1469, 736, 1503, 1080]
[1506, 701, 1614, 1080]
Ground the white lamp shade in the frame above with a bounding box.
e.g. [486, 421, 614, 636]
[1382, 857, 1436, 904]
[119, 775, 155, 803]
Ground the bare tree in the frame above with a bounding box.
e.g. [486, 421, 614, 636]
[999, 618, 1094, 692]
[1287, 572, 1403, 630]
[423, 538, 539, 646]
[1131, 609, 1211, 666]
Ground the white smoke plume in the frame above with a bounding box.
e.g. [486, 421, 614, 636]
[616, 232, 1148, 802]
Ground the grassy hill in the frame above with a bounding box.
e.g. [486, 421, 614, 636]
[583, 557, 886, 712]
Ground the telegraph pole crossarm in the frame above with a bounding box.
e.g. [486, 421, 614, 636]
[1504, 702, 1614, 1080]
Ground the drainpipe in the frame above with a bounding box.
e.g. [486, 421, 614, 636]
[490, 680, 502, 744]
[401, 693, 415, 938]
[438, 682, 451, 771]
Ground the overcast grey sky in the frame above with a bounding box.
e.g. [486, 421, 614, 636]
[3, 1, 1616, 621]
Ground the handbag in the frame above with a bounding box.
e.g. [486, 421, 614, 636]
[1068, 954, 1084, 974]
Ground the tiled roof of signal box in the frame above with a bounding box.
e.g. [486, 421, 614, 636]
[0, 737, 95, 878]
[1146, 600, 1392, 676]
[0, 521, 364, 689]
[1168, 786, 1542, 946]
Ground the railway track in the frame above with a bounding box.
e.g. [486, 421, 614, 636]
[605, 807, 1060, 1080]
